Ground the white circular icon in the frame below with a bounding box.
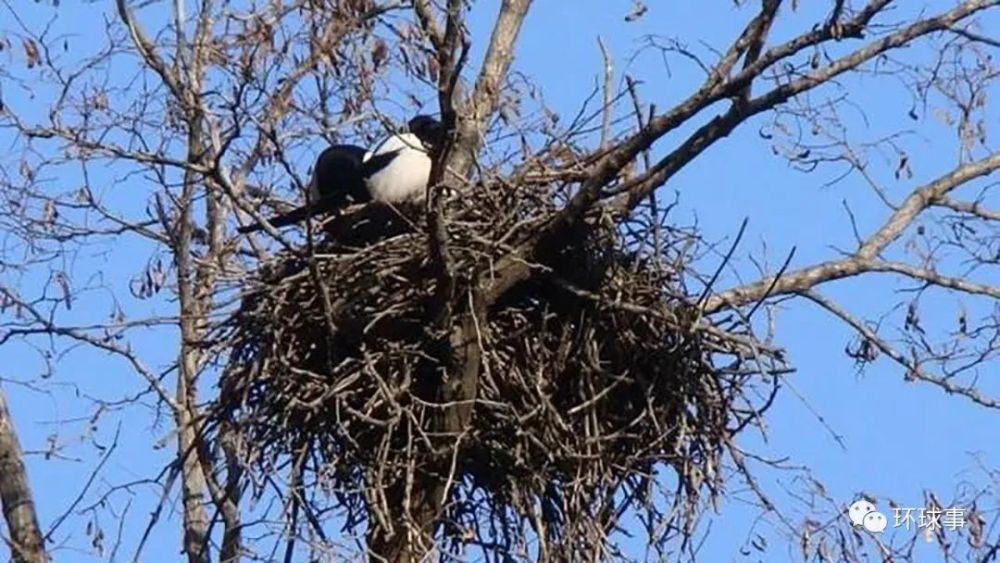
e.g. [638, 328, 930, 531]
[848, 499, 877, 527]
[863, 510, 888, 533]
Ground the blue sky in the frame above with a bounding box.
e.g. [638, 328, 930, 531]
[1, 1, 997, 561]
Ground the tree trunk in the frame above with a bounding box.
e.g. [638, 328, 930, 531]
[0, 387, 48, 563]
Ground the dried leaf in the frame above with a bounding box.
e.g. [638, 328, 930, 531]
[426, 52, 439, 82]
[19, 160, 34, 182]
[23, 38, 41, 68]
[53, 271, 72, 310]
[894, 152, 911, 179]
[42, 199, 57, 224]
[904, 300, 922, 333]
[968, 506, 984, 547]
[624, 0, 647, 22]
[371, 38, 388, 70]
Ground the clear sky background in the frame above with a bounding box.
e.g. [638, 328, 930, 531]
[0, 1, 997, 562]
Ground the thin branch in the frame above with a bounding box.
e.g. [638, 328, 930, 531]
[597, 36, 614, 149]
[800, 290, 1000, 409]
[931, 195, 1000, 221]
[858, 151, 1000, 259]
[44, 425, 121, 542]
[705, 147, 1000, 312]
[445, 0, 533, 178]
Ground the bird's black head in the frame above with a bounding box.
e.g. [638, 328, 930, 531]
[407, 115, 444, 150]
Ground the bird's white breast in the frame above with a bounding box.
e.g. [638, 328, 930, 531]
[363, 133, 431, 203]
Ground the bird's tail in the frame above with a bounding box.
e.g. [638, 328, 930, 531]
[236, 203, 318, 234]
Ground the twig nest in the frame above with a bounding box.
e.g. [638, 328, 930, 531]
[215, 185, 770, 546]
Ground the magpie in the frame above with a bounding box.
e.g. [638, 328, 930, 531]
[361, 114, 443, 203]
[237, 115, 444, 234]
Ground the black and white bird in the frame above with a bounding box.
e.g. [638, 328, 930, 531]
[362, 114, 443, 203]
[238, 115, 443, 234]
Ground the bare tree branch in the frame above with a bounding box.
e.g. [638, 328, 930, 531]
[800, 290, 1000, 409]
[0, 387, 47, 563]
[445, 0, 533, 178]
[707, 150, 1000, 312]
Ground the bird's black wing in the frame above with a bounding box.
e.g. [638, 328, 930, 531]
[239, 144, 374, 235]
[313, 144, 369, 203]
[359, 148, 402, 179]
[236, 197, 343, 234]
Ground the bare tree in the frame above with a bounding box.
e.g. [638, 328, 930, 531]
[0, 0, 997, 561]
[0, 387, 47, 563]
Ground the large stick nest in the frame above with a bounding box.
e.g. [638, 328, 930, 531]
[215, 183, 777, 553]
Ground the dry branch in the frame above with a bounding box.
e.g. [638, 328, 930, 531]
[0, 388, 47, 563]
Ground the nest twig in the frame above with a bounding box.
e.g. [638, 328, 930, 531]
[213, 183, 785, 559]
